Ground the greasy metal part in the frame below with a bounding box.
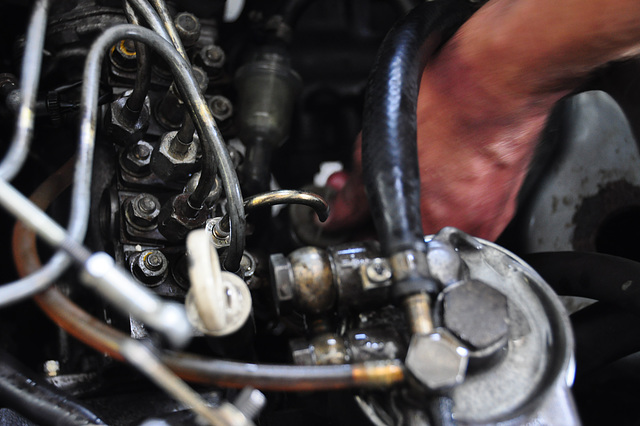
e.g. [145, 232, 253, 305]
[12, 156, 405, 393]
[120, 140, 154, 176]
[405, 328, 469, 391]
[122, 1, 152, 114]
[0, 176, 192, 346]
[291, 328, 404, 366]
[158, 193, 209, 242]
[220, 190, 329, 230]
[151, 130, 200, 182]
[196, 46, 226, 78]
[124, 193, 161, 231]
[81, 252, 192, 348]
[103, 91, 151, 146]
[289, 247, 335, 314]
[185, 173, 222, 209]
[110, 39, 138, 72]
[270, 241, 395, 315]
[0, 0, 50, 181]
[403, 293, 434, 335]
[131, 249, 169, 286]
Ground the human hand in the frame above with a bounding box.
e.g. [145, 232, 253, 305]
[323, 0, 640, 241]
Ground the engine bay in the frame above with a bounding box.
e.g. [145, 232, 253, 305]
[1, 0, 640, 424]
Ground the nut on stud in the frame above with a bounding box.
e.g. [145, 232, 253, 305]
[125, 193, 160, 232]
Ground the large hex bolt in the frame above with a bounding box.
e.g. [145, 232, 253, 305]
[174, 12, 201, 48]
[131, 249, 168, 286]
[124, 193, 161, 232]
[104, 92, 151, 146]
[442, 279, 509, 355]
[157, 194, 209, 242]
[120, 140, 153, 176]
[150, 130, 199, 183]
[405, 328, 469, 391]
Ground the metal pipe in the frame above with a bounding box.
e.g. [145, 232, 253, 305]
[0, 0, 50, 181]
[126, 0, 172, 42]
[123, 0, 152, 113]
[149, 0, 189, 61]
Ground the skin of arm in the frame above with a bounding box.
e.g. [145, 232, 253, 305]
[323, 0, 640, 241]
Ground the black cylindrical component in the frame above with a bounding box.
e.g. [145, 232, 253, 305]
[361, 0, 475, 256]
[523, 252, 640, 313]
[235, 48, 301, 195]
[0, 350, 106, 425]
[571, 302, 640, 377]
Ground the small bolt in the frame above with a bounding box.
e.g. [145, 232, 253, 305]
[233, 387, 266, 421]
[44, 360, 60, 377]
[126, 193, 161, 231]
[366, 258, 392, 283]
[133, 143, 151, 160]
[208, 95, 233, 122]
[132, 249, 168, 286]
[174, 12, 201, 48]
[138, 196, 157, 214]
[206, 47, 222, 62]
[145, 252, 164, 271]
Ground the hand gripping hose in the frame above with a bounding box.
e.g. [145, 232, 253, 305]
[362, 0, 477, 256]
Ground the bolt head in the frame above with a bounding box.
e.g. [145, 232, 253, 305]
[365, 258, 392, 283]
[174, 12, 201, 47]
[208, 95, 233, 122]
[443, 279, 509, 351]
[121, 141, 153, 176]
[405, 328, 469, 390]
[125, 193, 160, 231]
[132, 250, 168, 286]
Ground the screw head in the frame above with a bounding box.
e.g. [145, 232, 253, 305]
[366, 258, 392, 283]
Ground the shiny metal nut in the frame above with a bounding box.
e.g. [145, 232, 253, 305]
[104, 94, 150, 146]
[131, 249, 168, 286]
[405, 328, 469, 390]
[443, 279, 509, 351]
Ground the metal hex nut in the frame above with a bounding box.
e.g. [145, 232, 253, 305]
[443, 279, 509, 351]
[124, 193, 160, 231]
[405, 328, 469, 390]
[120, 141, 153, 176]
[269, 253, 294, 314]
[150, 131, 199, 182]
[104, 94, 150, 146]
[157, 194, 208, 242]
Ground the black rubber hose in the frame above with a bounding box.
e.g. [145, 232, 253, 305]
[361, 0, 477, 256]
[523, 252, 640, 313]
[571, 302, 640, 378]
[0, 350, 106, 425]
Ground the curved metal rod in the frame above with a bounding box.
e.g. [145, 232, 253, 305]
[0, 0, 50, 181]
[123, 0, 152, 113]
[126, 0, 171, 42]
[220, 190, 329, 234]
[149, 0, 189, 61]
